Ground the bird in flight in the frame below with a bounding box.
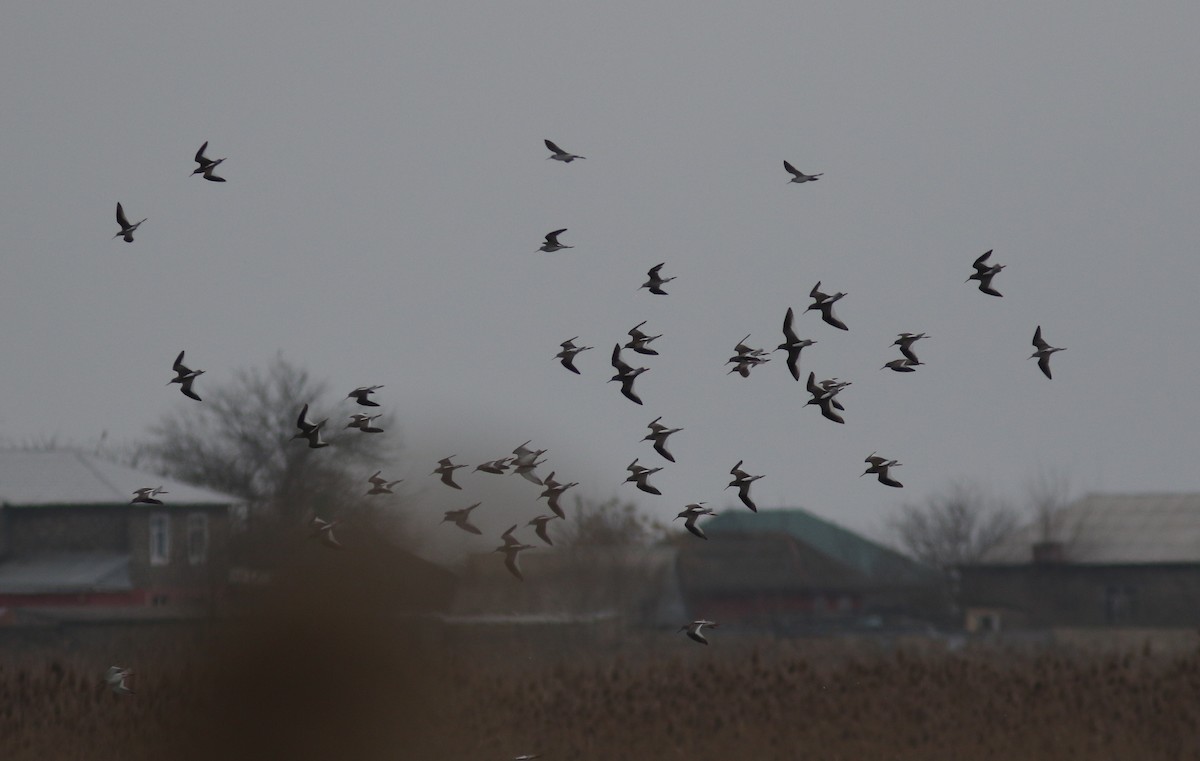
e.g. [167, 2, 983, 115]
[1030, 325, 1066, 379]
[783, 160, 823, 183]
[806, 372, 847, 424]
[114, 202, 146, 242]
[168, 350, 204, 401]
[310, 517, 342, 549]
[679, 619, 719, 644]
[346, 413, 384, 433]
[474, 457, 514, 475]
[347, 385, 384, 406]
[131, 486, 168, 505]
[967, 250, 1005, 297]
[727, 461, 765, 512]
[894, 333, 929, 364]
[293, 404, 329, 449]
[882, 357, 921, 373]
[643, 417, 683, 463]
[555, 337, 593, 375]
[442, 502, 483, 535]
[539, 472, 578, 519]
[366, 471, 402, 495]
[527, 514, 560, 546]
[625, 458, 663, 496]
[640, 263, 675, 295]
[539, 229, 573, 252]
[625, 321, 662, 356]
[545, 139, 585, 162]
[806, 281, 849, 331]
[191, 141, 226, 182]
[862, 453, 903, 488]
[610, 345, 649, 405]
[433, 456, 467, 489]
[776, 307, 816, 381]
[675, 503, 715, 539]
[495, 525, 536, 580]
[105, 666, 135, 695]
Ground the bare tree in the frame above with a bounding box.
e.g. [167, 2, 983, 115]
[1026, 465, 1073, 541]
[142, 354, 401, 531]
[888, 482, 1020, 571]
[556, 496, 665, 549]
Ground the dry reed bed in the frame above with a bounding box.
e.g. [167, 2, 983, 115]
[3, 624, 1200, 761]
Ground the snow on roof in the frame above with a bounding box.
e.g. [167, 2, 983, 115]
[0, 449, 240, 507]
[978, 493, 1200, 564]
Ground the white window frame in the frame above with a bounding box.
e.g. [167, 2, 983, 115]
[187, 512, 209, 566]
[149, 513, 171, 566]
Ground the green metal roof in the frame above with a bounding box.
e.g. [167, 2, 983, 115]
[702, 508, 937, 586]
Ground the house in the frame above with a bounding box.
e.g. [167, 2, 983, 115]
[0, 449, 240, 623]
[675, 508, 943, 633]
[958, 493, 1200, 631]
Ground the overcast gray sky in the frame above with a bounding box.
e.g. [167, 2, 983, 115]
[3, 1, 1199, 550]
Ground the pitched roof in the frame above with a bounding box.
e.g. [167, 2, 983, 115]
[0, 449, 239, 507]
[0, 552, 131, 594]
[701, 508, 935, 585]
[977, 493, 1200, 565]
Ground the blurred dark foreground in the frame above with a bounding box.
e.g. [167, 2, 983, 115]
[3, 541, 1200, 761]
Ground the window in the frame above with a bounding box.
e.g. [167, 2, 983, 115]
[149, 513, 171, 566]
[187, 513, 209, 566]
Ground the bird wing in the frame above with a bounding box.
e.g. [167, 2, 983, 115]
[172, 350, 188, 374]
[1032, 326, 1048, 350]
[620, 377, 643, 405]
[611, 344, 633, 374]
[501, 524, 520, 546]
[534, 521, 552, 545]
[781, 307, 799, 344]
[179, 376, 201, 401]
[116, 202, 130, 228]
[822, 304, 849, 331]
[194, 141, 210, 165]
[1038, 354, 1053, 379]
[783, 160, 800, 177]
[544, 139, 564, 154]
[504, 550, 525, 580]
[652, 438, 675, 463]
[738, 483, 758, 512]
[648, 262, 665, 276]
[972, 249, 993, 272]
[544, 229, 567, 245]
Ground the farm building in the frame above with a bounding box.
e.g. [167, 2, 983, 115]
[0, 449, 239, 624]
[958, 493, 1200, 632]
[676, 508, 944, 633]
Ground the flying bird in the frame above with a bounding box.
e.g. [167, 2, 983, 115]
[113, 202, 146, 242]
[783, 160, 823, 183]
[727, 461, 764, 512]
[105, 666, 135, 695]
[640, 263, 675, 295]
[191, 141, 226, 182]
[366, 471, 402, 495]
[882, 357, 921, 373]
[609, 344, 649, 405]
[432, 456, 466, 489]
[679, 619, 719, 645]
[776, 307, 816, 381]
[727, 334, 771, 377]
[131, 486, 167, 505]
[967, 250, 1005, 297]
[539, 229, 573, 252]
[545, 139, 585, 162]
[168, 350, 204, 401]
[675, 503, 715, 539]
[806, 282, 849, 331]
[806, 372, 847, 424]
[539, 472, 578, 519]
[309, 517, 342, 549]
[293, 404, 329, 449]
[625, 321, 662, 356]
[862, 453, 903, 488]
[643, 417, 683, 463]
[474, 457, 514, 475]
[495, 525, 536, 580]
[1030, 325, 1066, 379]
[527, 514, 560, 546]
[346, 413, 384, 433]
[894, 333, 929, 364]
[555, 337, 593, 374]
[625, 458, 663, 496]
[347, 385, 384, 406]
[442, 502, 483, 535]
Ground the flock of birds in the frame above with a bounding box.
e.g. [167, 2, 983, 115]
[103, 137, 1070, 698]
